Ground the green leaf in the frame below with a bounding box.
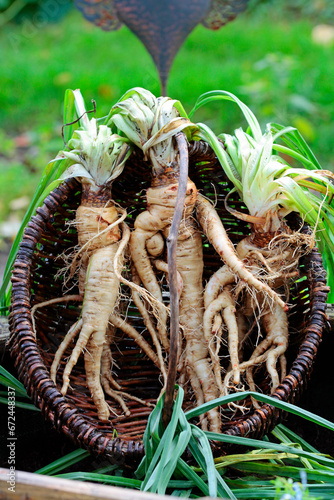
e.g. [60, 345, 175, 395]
[0, 156, 66, 309]
[0, 366, 28, 396]
[189, 90, 262, 141]
[197, 122, 242, 192]
[36, 449, 90, 475]
[189, 425, 236, 499]
[155, 406, 192, 495]
[185, 391, 334, 432]
[57, 472, 142, 489]
[188, 426, 218, 498]
[273, 423, 320, 454]
[170, 488, 193, 497]
[141, 388, 189, 494]
[270, 122, 321, 170]
[272, 143, 318, 170]
[232, 461, 334, 483]
[0, 90, 131, 311]
[62, 89, 78, 144]
[137, 394, 165, 477]
[208, 432, 334, 468]
[0, 397, 37, 411]
[155, 429, 191, 495]
[173, 100, 189, 120]
[176, 458, 210, 497]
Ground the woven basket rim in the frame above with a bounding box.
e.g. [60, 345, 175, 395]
[9, 144, 330, 465]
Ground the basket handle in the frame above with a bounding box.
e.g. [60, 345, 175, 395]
[162, 132, 189, 427]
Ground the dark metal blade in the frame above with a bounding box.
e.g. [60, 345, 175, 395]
[74, 0, 122, 30]
[74, 0, 250, 94]
[113, 0, 211, 94]
[202, 0, 250, 29]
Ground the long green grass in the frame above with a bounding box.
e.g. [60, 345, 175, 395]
[0, 8, 333, 224]
[1, 5, 334, 498]
[1, 9, 333, 136]
[1, 365, 334, 499]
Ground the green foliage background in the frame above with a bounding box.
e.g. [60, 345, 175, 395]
[0, 3, 334, 496]
[0, 0, 333, 225]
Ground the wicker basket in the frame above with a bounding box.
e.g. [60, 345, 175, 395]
[9, 144, 329, 467]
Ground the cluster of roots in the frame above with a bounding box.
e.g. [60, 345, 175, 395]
[32, 152, 315, 431]
[33, 194, 313, 431]
[201, 228, 314, 415]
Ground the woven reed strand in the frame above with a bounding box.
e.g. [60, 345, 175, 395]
[9, 143, 329, 465]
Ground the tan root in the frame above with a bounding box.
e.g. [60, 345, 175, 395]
[201, 213, 309, 414]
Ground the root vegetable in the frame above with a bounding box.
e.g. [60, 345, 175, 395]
[222, 302, 288, 406]
[43, 93, 162, 421]
[130, 173, 221, 430]
[153, 259, 183, 297]
[109, 89, 222, 430]
[129, 264, 168, 389]
[164, 211, 221, 431]
[20, 87, 334, 437]
[246, 295, 289, 392]
[146, 233, 165, 257]
[130, 204, 170, 349]
[195, 91, 333, 408]
[196, 193, 293, 404]
[101, 326, 122, 392]
[204, 266, 234, 309]
[52, 228, 123, 420]
[196, 194, 287, 311]
[49, 198, 159, 420]
[217, 231, 299, 400]
[203, 287, 236, 391]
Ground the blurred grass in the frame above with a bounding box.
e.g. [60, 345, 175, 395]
[0, 6, 333, 225]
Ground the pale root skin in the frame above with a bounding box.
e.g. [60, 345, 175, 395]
[101, 327, 122, 391]
[55, 242, 121, 421]
[48, 197, 166, 421]
[130, 181, 192, 352]
[187, 365, 208, 431]
[198, 198, 304, 408]
[221, 290, 240, 385]
[130, 264, 168, 390]
[69, 208, 127, 284]
[203, 288, 235, 392]
[245, 302, 288, 395]
[101, 325, 155, 416]
[130, 195, 171, 349]
[130, 178, 221, 431]
[146, 232, 165, 257]
[236, 239, 298, 288]
[153, 259, 183, 298]
[203, 266, 237, 390]
[109, 312, 163, 409]
[130, 180, 197, 352]
[76, 204, 121, 249]
[236, 312, 248, 361]
[196, 195, 287, 311]
[50, 318, 83, 379]
[203, 298, 225, 394]
[85, 336, 110, 418]
[222, 302, 288, 406]
[48, 201, 122, 384]
[50, 198, 159, 421]
[218, 230, 300, 403]
[204, 266, 235, 309]
[164, 213, 221, 433]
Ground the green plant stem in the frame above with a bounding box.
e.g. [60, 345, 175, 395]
[0, 0, 27, 27]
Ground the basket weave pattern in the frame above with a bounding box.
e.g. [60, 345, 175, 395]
[9, 145, 329, 465]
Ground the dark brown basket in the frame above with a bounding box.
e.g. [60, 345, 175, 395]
[9, 144, 329, 467]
